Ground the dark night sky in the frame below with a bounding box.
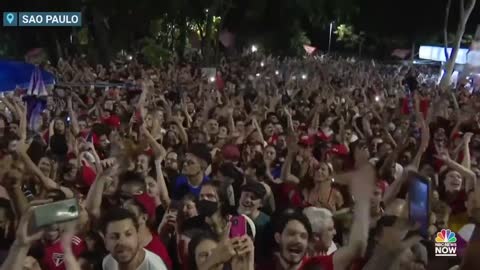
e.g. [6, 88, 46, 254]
[1, 0, 480, 55]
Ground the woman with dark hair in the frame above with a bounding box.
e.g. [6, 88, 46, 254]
[187, 232, 220, 270]
[48, 118, 69, 161]
[194, 181, 234, 236]
[178, 181, 255, 268]
[435, 150, 477, 232]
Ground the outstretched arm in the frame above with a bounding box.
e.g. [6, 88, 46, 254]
[16, 140, 73, 198]
[62, 222, 82, 270]
[334, 165, 374, 270]
[85, 162, 114, 220]
[436, 150, 477, 192]
[67, 96, 80, 136]
[0, 208, 45, 270]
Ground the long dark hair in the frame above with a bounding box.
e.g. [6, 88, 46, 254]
[187, 231, 219, 270]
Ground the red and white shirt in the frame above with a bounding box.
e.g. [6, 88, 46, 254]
[41, 236, 86, 270]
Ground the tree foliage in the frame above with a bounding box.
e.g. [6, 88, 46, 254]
[2, 0, 480, 61]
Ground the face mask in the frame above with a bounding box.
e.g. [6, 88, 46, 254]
[197, 200, 219, 217]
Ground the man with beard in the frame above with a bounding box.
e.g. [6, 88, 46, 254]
[102, 207, 167, 270]
[256, 210, 333, 270]
[122, 198, 172, 269]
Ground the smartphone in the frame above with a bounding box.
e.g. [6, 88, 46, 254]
[32, 199, 80, 228]
[408, 172, 431, 238]
[229, 215, 247, 238]
[86, 132, 93, 143]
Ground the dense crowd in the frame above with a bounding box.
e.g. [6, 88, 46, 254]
[0, 53, 479, 270]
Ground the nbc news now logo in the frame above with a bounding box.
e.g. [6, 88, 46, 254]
[435, 229, 457, 257]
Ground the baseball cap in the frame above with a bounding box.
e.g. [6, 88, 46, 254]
[328, 144, 349, 156]
[241, 181, 267, 200]
[133, 193, 157, 220]
[188, 143, 212, 164]
[299, 134, 314, 147]
[222, 144, 240, 162]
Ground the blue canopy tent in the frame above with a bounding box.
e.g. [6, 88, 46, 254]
[0, 60, 55, 92]
[0, 60, 56, 130]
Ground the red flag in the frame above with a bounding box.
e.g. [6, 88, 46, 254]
[303, 44, 316, 55]
[219, 30, 235, 48]
[391, 49, 411, 59]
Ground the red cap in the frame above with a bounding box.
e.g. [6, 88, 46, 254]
[134, 193, 156, 220]
[316, 131, 332, 142]
[299, 134, 314, 147]
[81, 164, 97, 187]
[222, 144, 241, 161]
[103, 115, 121, 129]
[328, 144, 349, 156]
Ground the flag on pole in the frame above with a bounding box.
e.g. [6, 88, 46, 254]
[303, 44, 316, 55]
[24, 67, 49, 131]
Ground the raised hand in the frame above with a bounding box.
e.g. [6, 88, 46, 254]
[377, 216, 422, 254]
[16, 208, 45, 247]
[158, 210, 178, 235]
[231, 236, 255, 270]
[60, 221, 78, 253]
[464, 132, 474, 143]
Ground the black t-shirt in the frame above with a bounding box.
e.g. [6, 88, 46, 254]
[49, 133, 68, 159]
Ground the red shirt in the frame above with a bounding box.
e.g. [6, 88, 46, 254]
[80, 163, 97, 187]
[145, 233, 172, 270]
[41, 236, 86, 270]
[269, 182, 303, 211]
[256, 255, 333, 270]
[300, 255, 334, 270]
[102, 114, 121, 129]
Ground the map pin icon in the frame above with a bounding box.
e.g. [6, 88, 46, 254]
[6, 13, 14, 24]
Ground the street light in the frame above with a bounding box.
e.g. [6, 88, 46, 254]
[251, 45, 258, 53]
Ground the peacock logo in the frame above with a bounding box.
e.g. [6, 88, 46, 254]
[435, 229, 457, 257]
[435, 229, 457, 243]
